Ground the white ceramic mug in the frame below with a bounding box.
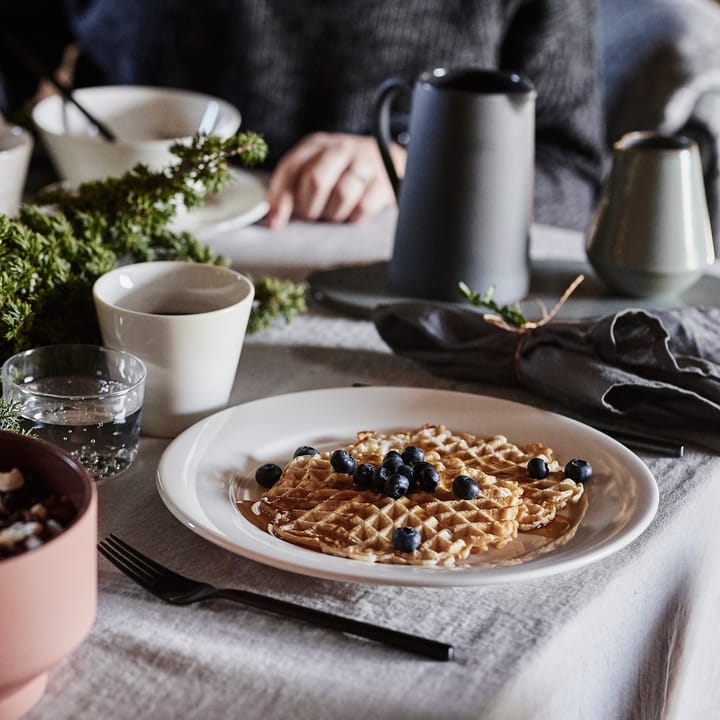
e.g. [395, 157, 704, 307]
[0, 124, 33, 216]
[93, 261, 254, 437]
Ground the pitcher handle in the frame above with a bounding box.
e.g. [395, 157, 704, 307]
[372, 78, 410, 199]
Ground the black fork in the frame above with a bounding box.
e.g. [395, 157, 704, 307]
[98, 534, 454, 661]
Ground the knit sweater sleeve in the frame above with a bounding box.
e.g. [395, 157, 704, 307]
[501, 0, 606, 231]
[58, 0, 607, 231]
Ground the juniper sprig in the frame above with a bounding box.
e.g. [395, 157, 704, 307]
[458, 281, 527, 327]
[0, 132, 306, 358]
[0, 398, 26, 434]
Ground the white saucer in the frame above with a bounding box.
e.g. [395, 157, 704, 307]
[170, 168, 269, 236]
[37, 167, 268, 237]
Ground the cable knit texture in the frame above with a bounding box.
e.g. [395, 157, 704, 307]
[64, 0, 606, 231]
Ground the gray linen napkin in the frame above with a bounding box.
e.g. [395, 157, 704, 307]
[374, 303, 720, 452]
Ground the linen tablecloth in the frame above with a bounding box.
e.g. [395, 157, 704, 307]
[25, 213, 720, 720]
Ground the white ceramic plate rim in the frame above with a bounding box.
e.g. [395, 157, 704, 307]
[156, 387, 659, 587]
[38, 168, 267, 236]
[169, 168, 268, 236]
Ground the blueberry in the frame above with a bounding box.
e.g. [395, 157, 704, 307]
[381, 451, 403, 471]
[452, 474, 479, 499]
[353, 463, 375, 489]
[372, 465, 392, 492]
[394, 463, 416, 487]
[415, 462, 439, 492]
[255, 463, 283, 488]
[330, 449, 355, 475]
[564, 458, 592, 483]
[392, 526, 421, 553]
[293, 445, 319, 458]
[384, 473, 410, 499]
[401, 445, 425, 465]
[527, 457, 549, 479]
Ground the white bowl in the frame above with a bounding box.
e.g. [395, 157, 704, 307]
[0, 125, 33, 216]
[32, 86, 241, 185]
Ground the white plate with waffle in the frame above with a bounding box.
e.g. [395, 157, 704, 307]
[156, 387, 659, 586]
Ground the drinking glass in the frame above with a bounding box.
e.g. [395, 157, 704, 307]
[2, 345, 146, 480]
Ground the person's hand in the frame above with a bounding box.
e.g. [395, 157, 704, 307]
[265, 132, 406, 228]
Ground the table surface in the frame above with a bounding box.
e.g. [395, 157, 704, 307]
[26, 207, 720, 720]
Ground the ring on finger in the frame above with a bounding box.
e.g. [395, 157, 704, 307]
[347, 166, 372, 185]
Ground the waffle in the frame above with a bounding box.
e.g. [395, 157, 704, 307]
[252, 425, 587, 567]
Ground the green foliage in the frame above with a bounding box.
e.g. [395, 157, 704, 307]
[0, 398, 28, 434]
[458, 281, 527, 327]
[248, 277, 308, 333]
[0, 132, 306, 359]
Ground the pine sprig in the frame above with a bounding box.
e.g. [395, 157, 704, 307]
[248, 277, 307, 333]
[0, 398, 30, 434]
[34, 132, 267, 264]
[458, 281, 527, 327]
[0, 132, 307, 358]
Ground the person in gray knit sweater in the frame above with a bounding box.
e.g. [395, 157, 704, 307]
[5, 0, 606, 231]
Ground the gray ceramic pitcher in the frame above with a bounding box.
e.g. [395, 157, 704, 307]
[374, 67, 536, 303]
[586, 131, 715, 297]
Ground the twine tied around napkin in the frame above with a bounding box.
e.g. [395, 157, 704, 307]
[475, 274, 586, 335]
[470, 275, 586, 388]
[373, 295, 720, 453]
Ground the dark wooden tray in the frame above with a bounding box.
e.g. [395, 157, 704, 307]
[308, 259, 720, 320]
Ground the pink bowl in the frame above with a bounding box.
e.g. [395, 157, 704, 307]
[0, 430, 97, 720]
